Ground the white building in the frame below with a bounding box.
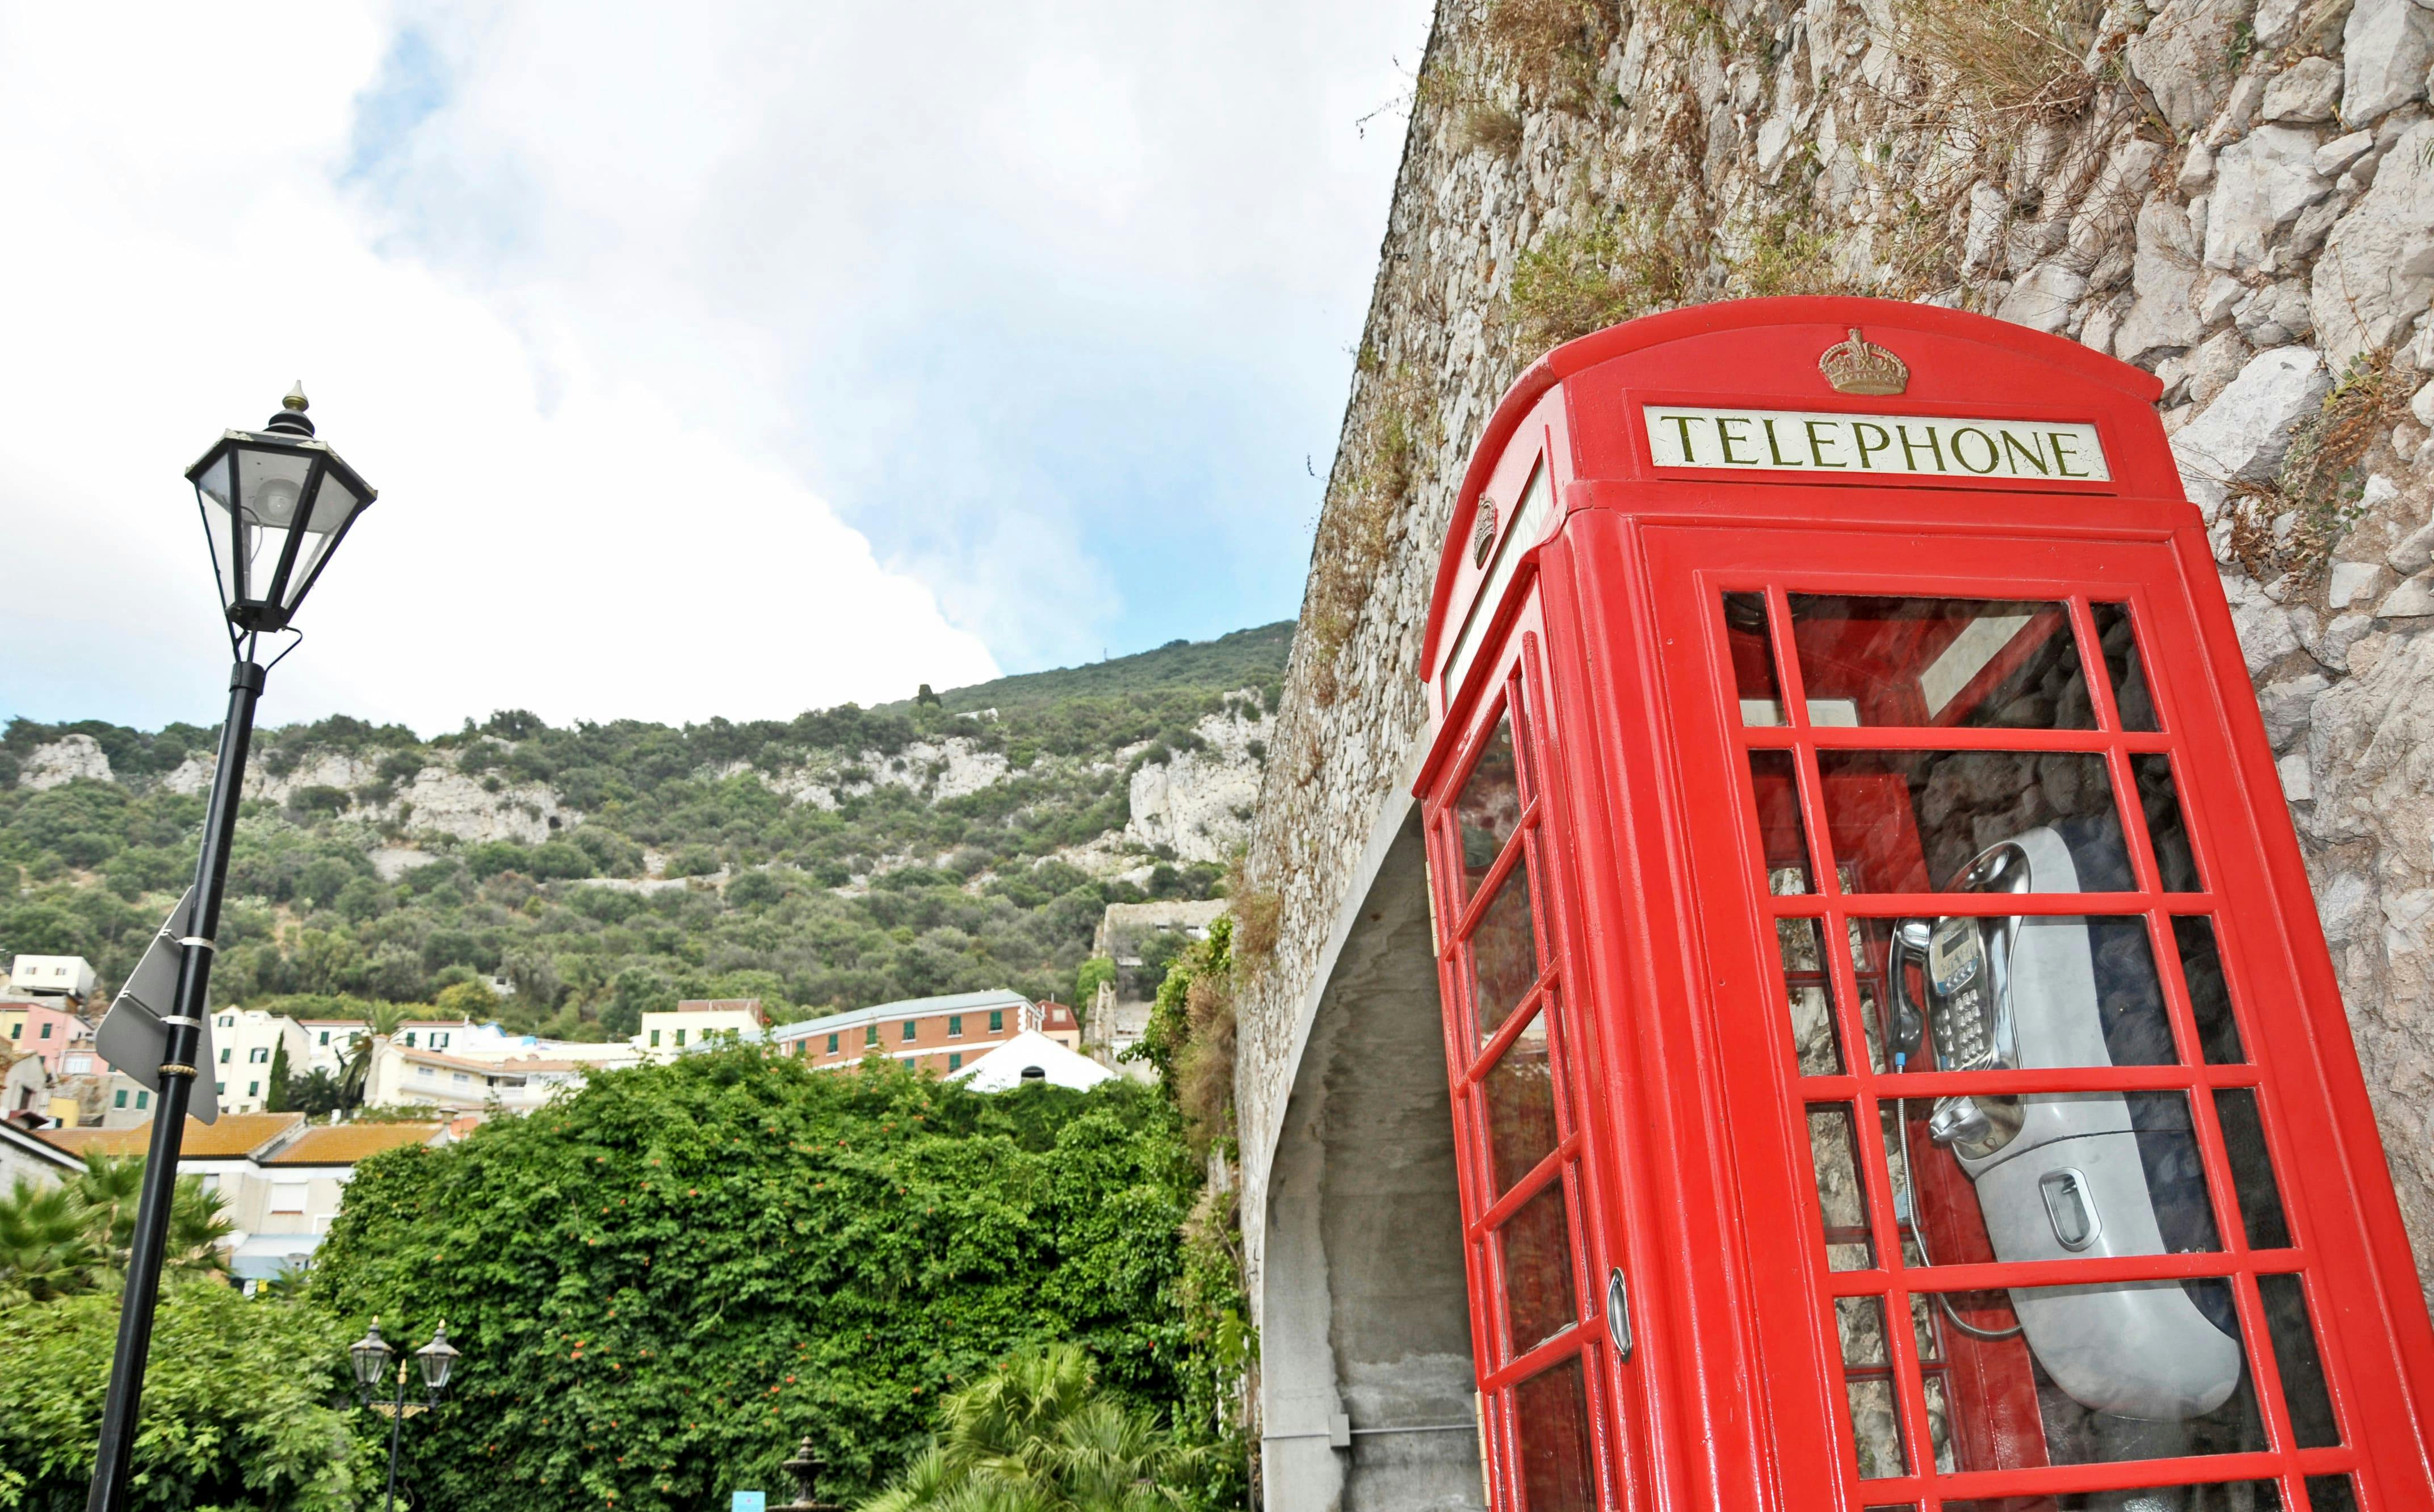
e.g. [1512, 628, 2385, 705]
[0, 1118, 81, 1187]
[204, 1009, 310, 1115]
[297, 1019, 369, 1079]
[9, 954, 96, 1002]
[949, 1031, 1115, 1093]
[636, 999, 765, 1061]
[364, 1040, 597, 1114]
[44, 1112, 446, 1281]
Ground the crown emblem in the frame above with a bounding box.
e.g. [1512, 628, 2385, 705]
[1471, 497, 1499, 567]
[1818, 328, 1908, 395]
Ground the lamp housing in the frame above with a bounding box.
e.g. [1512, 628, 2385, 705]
[349, 1317, 394, 1395]
[186, 384, 376, 633]
[414, 1322, 459, 1396]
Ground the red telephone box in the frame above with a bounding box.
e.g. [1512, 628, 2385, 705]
[1413, 297, 2434, 1512]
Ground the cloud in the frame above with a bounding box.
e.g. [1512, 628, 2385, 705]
[0, 0, 1426, 734]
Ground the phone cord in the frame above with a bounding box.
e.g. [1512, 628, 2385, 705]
[1893, 1053, 2025, 1343]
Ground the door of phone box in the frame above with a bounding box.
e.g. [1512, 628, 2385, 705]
[1412, 299, 2434, 1512]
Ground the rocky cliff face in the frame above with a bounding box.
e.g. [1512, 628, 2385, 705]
[1237, 0, 2434, 1300]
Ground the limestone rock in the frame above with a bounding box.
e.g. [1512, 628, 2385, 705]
[1998, 261, 2088, 333]
[2188, 327, 2256, 406]
[2205, 125, 2334, 273]
[2313, 120, 2434, 366]
[2172, 346, 2334, 507]
[2344, 0, 2434, 122]
[2222, 569, 2306, 669]
[398, 767, 566, 845]
[2280, 751, 2316, 799]
[2378, 574, 2434, 616]
[2259, 670, 2332, 745]
[2265, 56, 2345, 121]
[2315, 129, 2377, 178]
[2115, 196, 2205, 363]
[2254, 0, 2307, 45]
[2127, 0, 2252, 133]
[2331, 559, 2388, 607]
[16, 735, 111, 791]
[1123, 706, 1273, 864]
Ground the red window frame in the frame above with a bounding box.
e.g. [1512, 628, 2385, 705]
[1424, 598, 1625, 1511]
[1646, 520, 2415, 1510]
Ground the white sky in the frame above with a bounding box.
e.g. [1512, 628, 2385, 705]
[0, 1, 1430, 735]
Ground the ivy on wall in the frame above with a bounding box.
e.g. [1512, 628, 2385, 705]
[309, 1050, 1237, 1511]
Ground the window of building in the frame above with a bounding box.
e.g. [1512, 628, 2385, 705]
[270, 1182, 307, 1216]
[6, 1023, 17, 1040]
[214, 1082, 225, 1096]
[247, 1081, 261, 1097]
[903, 1019, 918, 1041]
[949, 1015, 963, 1038]
[949, 1052, 962, 1072]
[650, 1030, 661, 1047]
[828, 1033, 840, 1053]
[435, 1032, 450, 1048]
[217, 1015, 233, 1028]
[114, 1089, 127, 1108]
[674, 1029, 687, 1047]
[249, 1047, 270, 1064]
[135, 1091, 149, 1110]
[454, 1072, 471, 1084]
[865, 1024, 880, 1047]
[318, 1030, 330, 1045]
[219, 1048, 232, 1064]
[404, 1031, 417, 1047]
[39, 1023, 52, 1039]
[989, 1009, 1004, 1032]
[65, 1055, 90, 1074]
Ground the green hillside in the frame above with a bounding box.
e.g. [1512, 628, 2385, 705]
[0, 626, 1287, 1039]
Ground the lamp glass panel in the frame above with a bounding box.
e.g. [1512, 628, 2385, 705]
[279, 464, 365, 611]
[350, 1337, 391, 1388]
[232, 448, 316, 607]
[417, 1339, 455, 1390]
[191, 453, 241, 606]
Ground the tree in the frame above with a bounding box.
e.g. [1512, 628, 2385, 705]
[0, 1280, 380, 1510]
[0, 1156, 232, 1299]
[858, 1344, 1206, 1512]
[266, 1036, 292, 1112]
[434, 978, 500, 1020]
[309, 1049, 1215, 1512]
[339, 1001, 408, 1111]
[283, 1068, 345, 1118]
[0, 1179, 100, 1301]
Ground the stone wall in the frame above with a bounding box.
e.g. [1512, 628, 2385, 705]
[1235, 0, 2434, 1355]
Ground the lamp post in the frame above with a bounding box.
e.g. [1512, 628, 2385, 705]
[350, 1317, 460, 1512]
[83, 387, 377, 1512]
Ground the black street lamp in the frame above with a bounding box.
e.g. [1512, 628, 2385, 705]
[83, 386, 377, 1512]
[350, 1317, 459, 1512]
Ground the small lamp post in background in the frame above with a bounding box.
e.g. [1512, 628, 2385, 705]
[82, 386, 378, 1512]
[350, 1317, 460, 1512]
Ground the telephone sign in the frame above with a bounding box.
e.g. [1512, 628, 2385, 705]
[1413, 298, 2434, 1512]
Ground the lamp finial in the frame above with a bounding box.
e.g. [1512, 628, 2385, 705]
[283, 383, 309, 413]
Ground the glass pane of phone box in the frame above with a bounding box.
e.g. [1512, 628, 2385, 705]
[1839, 1273, 2269, 1479]
[1785, 595, 2094, 730]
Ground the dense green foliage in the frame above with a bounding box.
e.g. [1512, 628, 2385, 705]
[0, 1281, 380, 1512]
[0, 1155, 234, 1301]
[308, 1050, 1236, 1511]
[858, 1343, 1206, 1511]
[0, 627, 1286, 1034]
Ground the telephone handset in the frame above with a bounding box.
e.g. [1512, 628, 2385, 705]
[1887, 825, 2242, 1422]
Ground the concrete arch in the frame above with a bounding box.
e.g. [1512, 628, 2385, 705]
[1254, 804, 1481, 1512]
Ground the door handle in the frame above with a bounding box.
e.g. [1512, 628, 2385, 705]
[1607, 1267, 1633, 1362]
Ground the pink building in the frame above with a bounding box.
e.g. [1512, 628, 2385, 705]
[1, 998, 91, 1078]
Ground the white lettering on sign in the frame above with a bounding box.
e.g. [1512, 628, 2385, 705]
[1643, 406, 2110, 482]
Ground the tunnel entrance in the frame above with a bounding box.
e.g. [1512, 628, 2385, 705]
[1258, 809, 1479, 1512]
